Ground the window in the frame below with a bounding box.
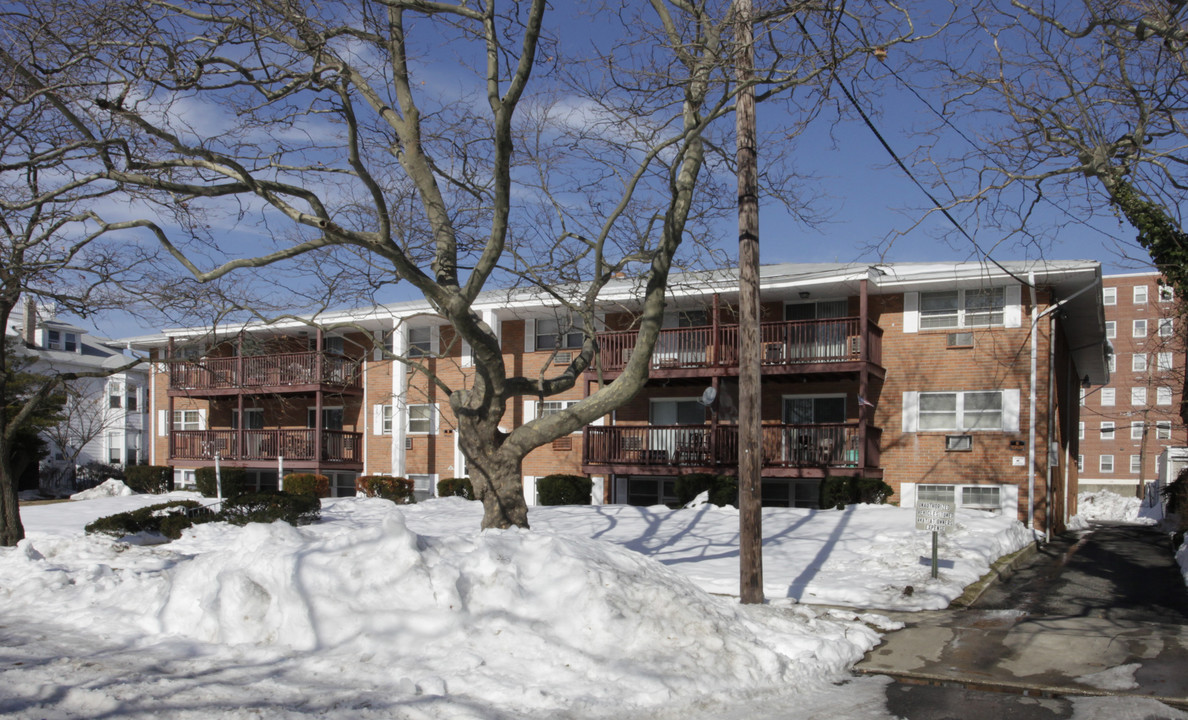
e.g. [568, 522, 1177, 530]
[1080, 388, 1086, 406]
[917, 484, 955, 503]
[1160, 285, 1174, 302]
[46, 330, 78, 351]
[539, 400, 579, 416]
[1158, 352, 1173, 372]
[536, 317, 584, 350]
[961, 486, 1001, 509]
[381, 405, 393, 434]
[107, 432, 121, 464]
[1160, 318, 1174, 337]
[1101, 388, 1115, 406]
[1077, 455, 1084, 472]
[1134, 319, 1148, 337]
[408, 474, 434, 502]
[1158, 386, 1173, 405]
[408, 404, 434, 434]
[1130, 455, 1143, 474]
[1132, 387, 1147, 406]
[317, 336, 345, 355]
[918, 391, 1003, 431]
[126, 387, 138, 412]
[1078, 422, 1084, 440]
[783, 395, 847, 424]
[307, 407, 344, 430]
[1158, 421, 1172, 440]
[408, 327, 432, 357]
[1107, 354, 1117, 373]
[1105, 321, 1116, 340]
[1133, 353, 1148, 372]
[1134, 285, 1148, 304]
[920, 287, 1006, 329]
[109, 392, 122, 409]
[1100, 422, 1115, 440]
[1100, 454, 1114, 473]
[1131, 421, 1144, 440]
[1103, 287, 1117, 305]
[173, 410, 202, 430]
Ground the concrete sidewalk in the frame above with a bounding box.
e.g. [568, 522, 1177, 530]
[853, 523, 1188, 708]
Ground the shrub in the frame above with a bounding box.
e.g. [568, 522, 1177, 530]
[76, 461, 125, 485]
[195, 466, 246, 499]
[820, 476, 895, 510]
[674, 473, 737, 507]
[220, 491, 321, 527]
[1163, 468, 1188, 528]
[357, 475, 416, 504]
[537, 474, 593, 506]
[124, 465, 174, 494]
[282, 473, 330, 498]
[437, 477, 474, 499]
[85, 500, 204, 539]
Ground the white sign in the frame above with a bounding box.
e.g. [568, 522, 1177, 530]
[915, 501, 956, 531]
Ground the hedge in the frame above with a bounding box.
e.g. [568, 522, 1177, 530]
[124, 465, 173, 494]
[84, 500, 205, 539]
[220, 491, 321, 526]
[674, 473, 738, 507]
[537, 474, 592, 506]
[357, 475, 416, 504]
[819, 476, 895, 510]
[195, 466, 246, 499]
[282, 473, 331, 498]
[437, 477, 474, 499]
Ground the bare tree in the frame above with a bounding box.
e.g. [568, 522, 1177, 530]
[39, 381, 122, 492]
[2, 0, 917, 530]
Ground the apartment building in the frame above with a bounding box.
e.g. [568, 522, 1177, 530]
[129, 260, 1108, 533]
[5, 301, 149, 492]
[1078, 272, 1185, 497]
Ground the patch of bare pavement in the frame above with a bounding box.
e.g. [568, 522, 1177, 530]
[854, 522, 1188, 719]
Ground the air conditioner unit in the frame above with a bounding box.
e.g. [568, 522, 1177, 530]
[946, 332, 974, 348]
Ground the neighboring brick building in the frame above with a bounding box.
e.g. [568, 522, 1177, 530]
[127, 260, 1108, 533]
[1078, 272, 1185, 497]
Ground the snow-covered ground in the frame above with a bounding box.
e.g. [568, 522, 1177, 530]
[1075, 489, 1160, 525]
[0, 491, 1135, 719]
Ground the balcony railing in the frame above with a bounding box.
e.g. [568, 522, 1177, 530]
[170, 429, 362, 463]
[595, 317, 882, 373]
[169, 352, 361, 391]
[584, 423, 881, 469]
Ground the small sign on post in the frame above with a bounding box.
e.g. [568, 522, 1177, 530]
[915, 500, 955, 579]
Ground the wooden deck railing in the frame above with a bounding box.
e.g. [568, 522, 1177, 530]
[170, 429, 362, 463]
[583, 423, 881, 469]
[594, 317, 882, 372]
[169, 351, 361, 391]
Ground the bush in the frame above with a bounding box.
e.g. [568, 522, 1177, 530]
[220, 491, 321, 526]
[1163, 468, 1188, 527]
[674, 473, 737, 507]
[124, 465, 174, 494]
[357, 475, 416, 504]
[76, 461, 125, 485]
[537, 474, 593, 506]
[437, 477, 474, 499]
[195, 466, 246, 499]
[282, 473, 330, 498]
[85, 500, 204, 539]
[820, 476, 895, 510]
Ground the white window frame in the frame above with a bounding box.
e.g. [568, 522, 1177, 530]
[1158, 421, 1172, 440]
[1159, 318, 1174, 337]
[173, 409, 204, 431]
[1101, 388, 1116, 406]
[1105, 321, 1116, 339]
[1132, 353, 1148, 372]
[1159, 285, 1174, 302]
[1100, 422, 1115, 440]
[1078, 421, 1084, 440]
[1130, 455, 1142, 474]
[919, 287, 1007, 330]
[1131, 421, 1144, 440]
[407, 404, 435, 434]
[1158, 352, 1174, 372]
[1103, 287, 1117, 306]
[1134, 285, 1148, 304]
[408, 326, 433, 357]
[1077, 455, 1085, 472]
[1107, 354, 1117, 373]
[1134, 319, 1148, 337]
[535, 316, 584, 351]
[1100, 454, 1114, 473]
[1132, 387, 1148, 406]
[1158, 386, 1173, 406]
[902, 389, 1019, 432]
[915, 483, 1004, 511]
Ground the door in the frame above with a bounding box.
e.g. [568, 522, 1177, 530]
[650, 400, 705, 461]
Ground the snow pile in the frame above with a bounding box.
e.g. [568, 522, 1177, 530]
[1075, 490, 1158, 525]
[71, 479, 135, 500]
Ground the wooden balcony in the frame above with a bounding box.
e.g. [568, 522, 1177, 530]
[168, 351, 362, 396]
[170, 429, 363, 464]
[591, 317, 884, 379]
[583, 423, 882, 478]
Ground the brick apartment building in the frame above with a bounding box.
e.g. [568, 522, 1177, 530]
[128, 260, 1108, 533]
[1078, 272, 1186, 497]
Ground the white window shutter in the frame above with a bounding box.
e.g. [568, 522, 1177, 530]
[157, 410, 168, 437]
[524, 319, 536, 352]
[197, 408, 208, 430]
[900, 482, 917, 508]
[902, 391, 919, 432]
[523, 476, 537, 507]
[431, 404, 440, 434]
[462, 340, 473, 367]
[430, 326, 440, 354]
[1004, 284, 1022, 328]
[373, 330, 383, 361]
[1002, 389, 1021, 431]
[903, 292, 919, 333]
[373, 405, 385, 436]
[523, 399, 537, 423]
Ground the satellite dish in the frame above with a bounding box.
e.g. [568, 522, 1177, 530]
[698, 386, 718, 407]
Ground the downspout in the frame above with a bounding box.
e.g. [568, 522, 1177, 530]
[1028, 273, 1038, 534]
[1045, 313, 1055, 542]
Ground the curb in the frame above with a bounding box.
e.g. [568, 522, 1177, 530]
[949, 540, 1040, 609]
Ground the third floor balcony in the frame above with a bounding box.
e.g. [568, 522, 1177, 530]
[168, 351, 362, 396]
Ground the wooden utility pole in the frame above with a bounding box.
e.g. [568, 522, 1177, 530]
[736, 0, 764, 604]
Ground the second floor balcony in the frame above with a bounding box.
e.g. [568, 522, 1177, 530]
[170, 428, 363, 464]
[169, 351, 362, 395]
[592, 317, 883, 378]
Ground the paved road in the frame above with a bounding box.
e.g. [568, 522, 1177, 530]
[855, 521, 1188, 719]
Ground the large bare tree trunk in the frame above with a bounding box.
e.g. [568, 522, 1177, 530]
[0, 454, 24, 547]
